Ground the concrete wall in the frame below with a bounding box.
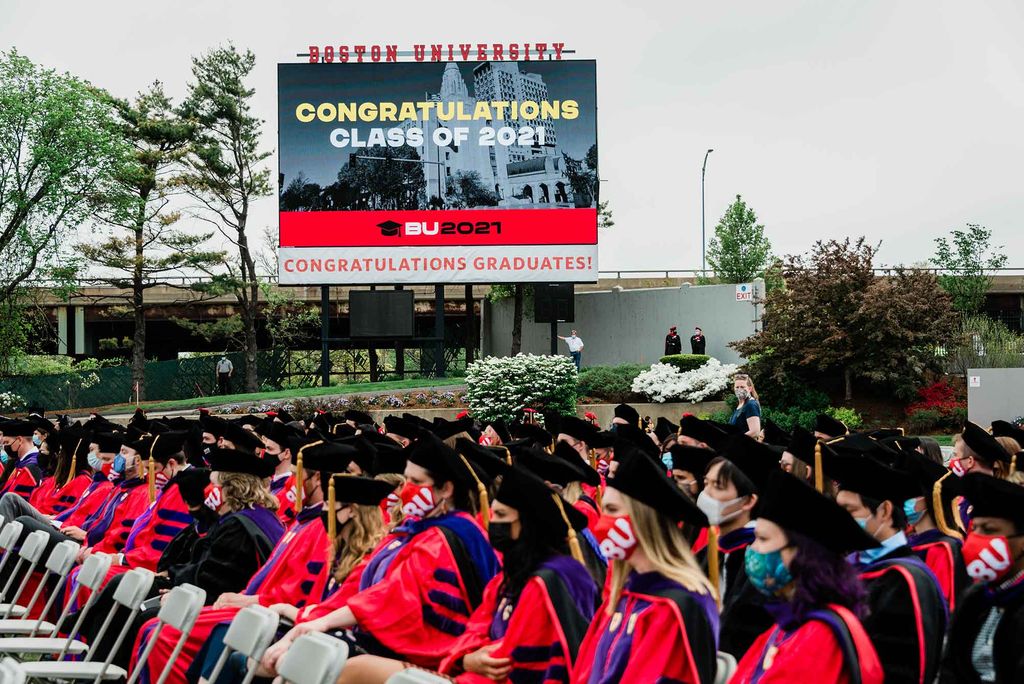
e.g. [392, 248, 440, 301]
[482, 281, 762, 366]
[967, 368, 1024, 426]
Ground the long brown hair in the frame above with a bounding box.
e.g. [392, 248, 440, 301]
[606, 491, 713, 615]
[333, 502, 385, 582]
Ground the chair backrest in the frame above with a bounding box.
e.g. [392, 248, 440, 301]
[0, 529, 49, 614]
[84, 567, 155, 666]
[0, 520, 24, 579]
[52, 553, 114, 657]
[206, 605, 280, 684]
[277, 633, 349, 684]
[126, 584, 207, 684]
[714, 651, 738, 684]
[0, 655, 27, 684]
[13, 539, 80, 630]
[385, 670, 453, 684]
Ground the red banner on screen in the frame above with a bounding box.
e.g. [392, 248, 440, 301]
[279, 208, 597, 247]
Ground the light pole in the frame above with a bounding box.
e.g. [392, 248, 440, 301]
[701, 148, 714, 277]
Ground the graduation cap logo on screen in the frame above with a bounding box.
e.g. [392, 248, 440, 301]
[378, 220, 401, 236]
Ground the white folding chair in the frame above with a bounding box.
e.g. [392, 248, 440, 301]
[0, 539, 79, 635]
[715, 650, 738, 684]
[206, 604, 280, 684]
[0, 522, 25, 596]
[0, 551, 112, 657]
[127, 583, 207, 684]
[385, 669, 452, 684]
[18, 566, 154, 682]
[0, 530, 50, 619]
[0, 656, 26, 684]
[276, 632, 349, 684]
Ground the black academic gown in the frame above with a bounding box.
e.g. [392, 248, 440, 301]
[665, 334, 682, 355]
[939, 576, 1024, 684]
[697, 527, 773, 658]
[857, 544, 948, 684]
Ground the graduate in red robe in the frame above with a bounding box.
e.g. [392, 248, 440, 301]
[0, 419, 43, 498]
[573, 444, 719, 684]
[259, 432, 499, 675]
[732, 470, 884, 683]
[337, 465, 599, 684]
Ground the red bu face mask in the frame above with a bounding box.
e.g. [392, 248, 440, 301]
[203, 483, 224, 512]
[963, 532, 1017, 584]
[399, 481, 437, 518]
[593, 514, 639, 561]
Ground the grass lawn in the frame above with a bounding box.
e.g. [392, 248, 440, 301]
[85, 377, 467, 415]
[926, 434, 954, 446]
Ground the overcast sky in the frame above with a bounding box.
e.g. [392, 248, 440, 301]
[3, 0, 1022, 273]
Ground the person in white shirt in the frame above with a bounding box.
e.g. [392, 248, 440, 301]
[216, 355, 234, 395]
[557, 329, 584, 369]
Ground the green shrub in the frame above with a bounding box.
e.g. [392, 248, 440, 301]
[577, 364, 647, 403]
[825, 406, 863, 431]
[907, 408, 943, 433]
[466, 354, 578, 423]
[707, 408, 733, 423]
[659, 354, 710, 373]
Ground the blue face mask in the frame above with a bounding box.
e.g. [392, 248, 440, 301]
[31, 435, 41, 447]
[0, 449, 8, 465]
[745, 547, 794, 597]
[661, 453, 673, 470]
[112, 453, 127, 474]
[903, 498, 925, 527]
[87, 451, 103, 472]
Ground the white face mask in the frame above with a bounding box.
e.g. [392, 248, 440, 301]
[697, 490, 746, 526]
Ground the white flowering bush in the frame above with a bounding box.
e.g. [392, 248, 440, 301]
[466, 354, 578, 423]
[0, 391, 25, 413]
[631, 358, 739, 403]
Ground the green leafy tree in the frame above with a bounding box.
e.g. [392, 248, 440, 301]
[707, 195, 773, 283]
[82, 82, 225, 399]
[733, 238, 956, 400]
[176, 44, 272, 393]
[0, 50, 127, 372]
[932, 223, 1007, 313]
[334, 147, 426, 210]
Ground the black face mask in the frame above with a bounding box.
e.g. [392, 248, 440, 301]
[488, 522, 517, 554]
[320, 510, 349, 534]
[191, 506, 219, 531]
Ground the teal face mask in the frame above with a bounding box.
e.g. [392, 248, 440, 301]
[903, 498, 925, 526]
[745, 547, 794, 597]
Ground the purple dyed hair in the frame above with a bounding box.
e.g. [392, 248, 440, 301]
[786, 529, 867, 620]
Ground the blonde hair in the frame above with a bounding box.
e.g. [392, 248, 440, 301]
[334, 502, 385, 582]
[220, 472, 279, 512]
[561, 481, 584, 505]
[375, 472, 406, 530]
[733, 373, 759, 401]
[963, 437, 1014, 480]
[606, 492, 714, 614]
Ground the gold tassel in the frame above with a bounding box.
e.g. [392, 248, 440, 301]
[147, 435, 160, 503]
[327, 474, 337, 548]
[551, 494, 585, 564]
[897, 427, 905, 436]
[496, 446, 512, 466]
[64, 438, 83, 488]
[294, 440, 322, 515]
[933, 472, 963, 540]
[707, 526, 721, 606]
[814, 442, 824, 494]
[457, 453, 489, 531]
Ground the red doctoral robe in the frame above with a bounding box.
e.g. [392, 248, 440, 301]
[345, 512, 499, 669]
[573, 571, 719, 684]
[439, 556, 598, 684]
[53, 475, 114, 528]
[732, 604, 884, 684]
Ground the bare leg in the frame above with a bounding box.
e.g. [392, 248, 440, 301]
[337, 655, 410, 684]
